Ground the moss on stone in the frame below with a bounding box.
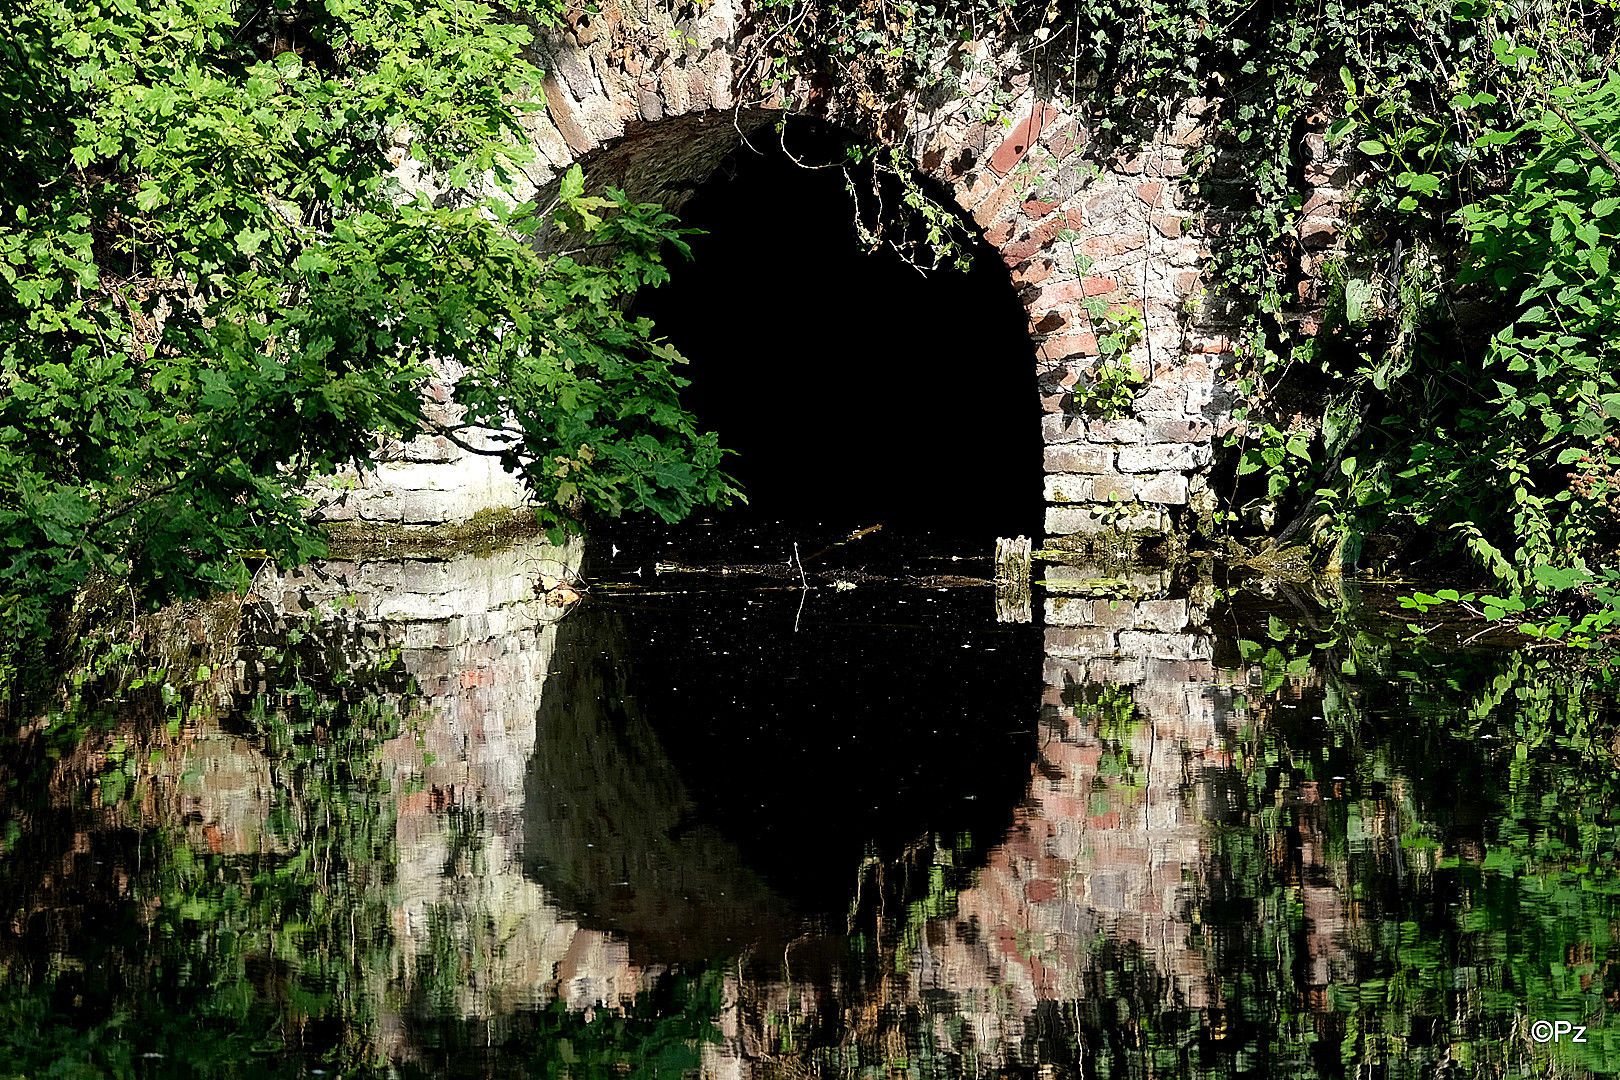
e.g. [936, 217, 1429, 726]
[319, 507, 549, 559]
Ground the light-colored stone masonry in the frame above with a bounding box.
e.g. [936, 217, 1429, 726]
[354, 0, 1351, 536]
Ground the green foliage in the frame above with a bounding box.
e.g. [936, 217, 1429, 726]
[0, 0, 735, 659]
[1077, 301, 1147, 420]
[1401, 563, 1620, 652]
[754, 0, 1618, 593]
[1199, 0, 1618, 584]
[0, 613, 728, 1078]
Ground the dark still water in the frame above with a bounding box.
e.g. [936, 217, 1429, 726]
[1, 528, 1616, 1079]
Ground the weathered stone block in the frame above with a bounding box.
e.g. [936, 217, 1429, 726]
[1117, 443, 1200, 472]
[1044, 445, 1111, 473]
[1044, 626, 1116, 658]
[1084, 189, 1132, 220]
[1089, 598, 1138, 627]
[1092, 474, 1134, 502]
[1045, 504, 1167, 535]
[1045, 120, 1086, 160]
[1042, 413, 1086, 443]
[1145, 419, 1213, 442]
[1087, 418, 1147, 443]
[1116, 630, 1213, 660]
[1133, 599, 1191, 631]
[1045, 596, 1097, 626]
[1041, 564, 1168, 594]
[1043, 474, 1093, 502]
[1135, 471, 1189, 504]
[1132, 382, 1185, 413]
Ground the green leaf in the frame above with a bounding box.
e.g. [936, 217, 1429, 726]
[559, 163, 585, 201]
[1358, 139, 1386, 155]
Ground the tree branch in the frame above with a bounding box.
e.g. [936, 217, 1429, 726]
[1546, 97, 1620, 177]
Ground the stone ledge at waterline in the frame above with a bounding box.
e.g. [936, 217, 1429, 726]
[308, 454, 531, 527]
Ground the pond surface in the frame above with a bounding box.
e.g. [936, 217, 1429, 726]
[1, 524, 1616, 1079]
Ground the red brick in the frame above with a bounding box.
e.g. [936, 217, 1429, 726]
[1046, 121, 1086, 161]
[1010, 259, 1053, 287]
[1083, 275, 1119, 296]
[976, 181, 1020, 229]
[984, 219, 1016, 246]
[1301, 190, 1340, 216]
[1136, 182, 1164, 206]
[1189, 334, 1231, 354]
[1022, 197, 1060, 219]
[1080, 235, 1144, 258]
[1300, 220, 1338, 249]
[1150, 213, 1184, 238]
[1173, 271, 1202, 296]
[987, 101, 1059, 177]
[1030, 310, 1070, 334]
[1037, 333, 1099, 361]
[1000, 211, 1081, 264]
[1029, 278, 1082, 310]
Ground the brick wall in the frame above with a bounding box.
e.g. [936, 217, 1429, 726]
[366, 1, 1365, 535]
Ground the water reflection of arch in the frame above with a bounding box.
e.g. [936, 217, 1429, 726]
[521, 589, 1045, 968]
[749, 565, 1360, 1074]
[521, 605, 797, 969]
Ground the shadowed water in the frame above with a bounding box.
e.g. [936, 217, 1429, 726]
[1, 530, 1615, 1078]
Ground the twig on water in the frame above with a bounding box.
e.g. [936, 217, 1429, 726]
[793, 541, 810, 633]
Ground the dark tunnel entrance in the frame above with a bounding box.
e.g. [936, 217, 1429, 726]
[632, 119, 1042, 542]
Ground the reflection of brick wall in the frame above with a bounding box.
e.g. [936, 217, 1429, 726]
[157, 539, 650, 1034]
[801, 575, 1350, 1071]
[888, 591, 1228, 1049]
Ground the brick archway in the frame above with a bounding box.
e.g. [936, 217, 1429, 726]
[349, 0, 1267, 535]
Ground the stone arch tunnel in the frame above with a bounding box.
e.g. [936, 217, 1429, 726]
[628, 117, 1043, 533]
[316, 0, 1353, 536]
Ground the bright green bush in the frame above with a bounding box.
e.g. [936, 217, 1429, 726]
[0, 0, 737, 656]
